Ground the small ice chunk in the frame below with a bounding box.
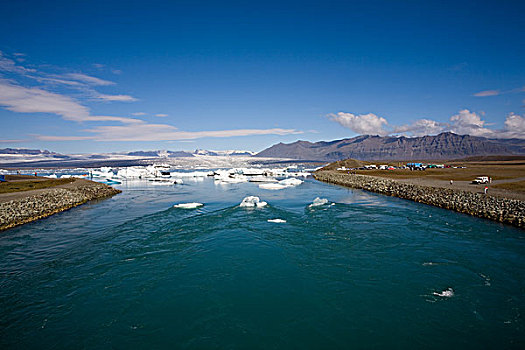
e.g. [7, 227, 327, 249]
[259, 183, 288, 190]
[174, 179, 184, 184]
[309, 197, 329, 207]
[240, 196, 267, 208]
[173, 202, 203, 209]
[267, 218, 286, 223]
[433, 287, 454, 298]
[279, 178, 303, 186]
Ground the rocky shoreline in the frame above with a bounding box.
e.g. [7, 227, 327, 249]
[0, 180, 121, 231]
[314, 170, 525, 229]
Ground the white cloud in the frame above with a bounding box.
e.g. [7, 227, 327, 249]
[473, 90, 500, 97]
[393, 119, 446, 137]
[36, 124, 301, 142]
[0, 52, 36, 75]
[0, 79, 91, 122]
[80, 124, 302, 142]
[330, 109, 525, 139]
[329, 112, 388, 135]
[61, 73, 115, 86]
[449, 109, 494, 137]
[132, 112, 147, 116]
[0, 79, 141, 123]
[155, 113, 168, 117]
[502, 113, 525, 138]
[0, 139, 25, 143]
[96, 94, 138, 102]
[473, 86, 525, 97]
[36, 135, 96, 141]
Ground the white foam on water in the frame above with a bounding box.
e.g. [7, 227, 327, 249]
[240, 196, 267, 208]
[309, 197, 329, 207]
[479, 273, 491, 286]
[433, 287, 454, 298]
[173, 202, 204, 209]
[267, 218, 286, 223]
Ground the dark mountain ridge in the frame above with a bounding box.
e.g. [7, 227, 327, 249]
[255, 132, 525, 161]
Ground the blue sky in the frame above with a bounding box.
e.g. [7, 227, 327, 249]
[0, 0, 524, 153]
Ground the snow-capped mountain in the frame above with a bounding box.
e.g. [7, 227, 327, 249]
[193, 149, 256, 157]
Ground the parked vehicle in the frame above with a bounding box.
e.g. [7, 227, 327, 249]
[472, 176, 489, 184]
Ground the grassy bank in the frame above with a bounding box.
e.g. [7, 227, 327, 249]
[0, 177, 75, 194]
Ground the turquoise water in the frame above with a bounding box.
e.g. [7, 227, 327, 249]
[1, 177, 524, 349]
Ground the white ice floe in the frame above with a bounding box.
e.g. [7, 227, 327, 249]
[259, 183, 288, 190]
[308, 197, 329, 207]
[433, 287, 454, 298]
[267, 219, 286, 223]
[171, 171, 212, 178]
[249, 175, 277, 183]
[174, 179, 184, 184]
[259, 177, 304, 190]
[173, 202, 204, 209]
[239, 196, 267, 208]
[279, 178, 303, 186]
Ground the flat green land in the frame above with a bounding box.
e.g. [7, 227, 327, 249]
[0, 175, 74, 194]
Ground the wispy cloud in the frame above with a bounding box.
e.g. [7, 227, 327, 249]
[0, 79, 141, 123]
[0, 51, 36, 75]
[35, 135, 96, 141]
[96, 93, 138, 102]
[473, 90, 500, 97]
[83, 125, 302, 142]
[61, 73, 115, 86]
[1, 51, 304, 144]
[36, 124, 302, 142]
[473, 86, 525, 97]
[0, 79, 91, 121]
[0, 139, 26, 143]
[329, 112, 388, 136]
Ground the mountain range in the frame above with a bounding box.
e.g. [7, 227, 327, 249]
[2, 133, 525, 167]
[254, 132, 525, 161]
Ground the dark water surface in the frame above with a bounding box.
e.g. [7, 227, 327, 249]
[1, 177, 524, 349]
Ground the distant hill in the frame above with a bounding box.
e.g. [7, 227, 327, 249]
[255, 132, 525, 161]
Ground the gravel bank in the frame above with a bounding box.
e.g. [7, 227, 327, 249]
[314, 171, 525, 229]
[0, 180, 121, 231]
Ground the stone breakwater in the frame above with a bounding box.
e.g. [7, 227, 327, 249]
[0, 181, 121, 231]
[314, 171, 525, 229]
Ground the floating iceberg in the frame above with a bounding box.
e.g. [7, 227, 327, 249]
[259, 183, 288, 190]
[259, 178, 303, 190]
[240, 196, 267, 208]
[249, 175, 277, 183]
[279, 178, 303, 186]
[267, 218, 286, 223]
[433, 287, 454, 298]
[171, 171, 212, 178]
[173, 202, 203, 209]
[309, 197, 329, 207]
